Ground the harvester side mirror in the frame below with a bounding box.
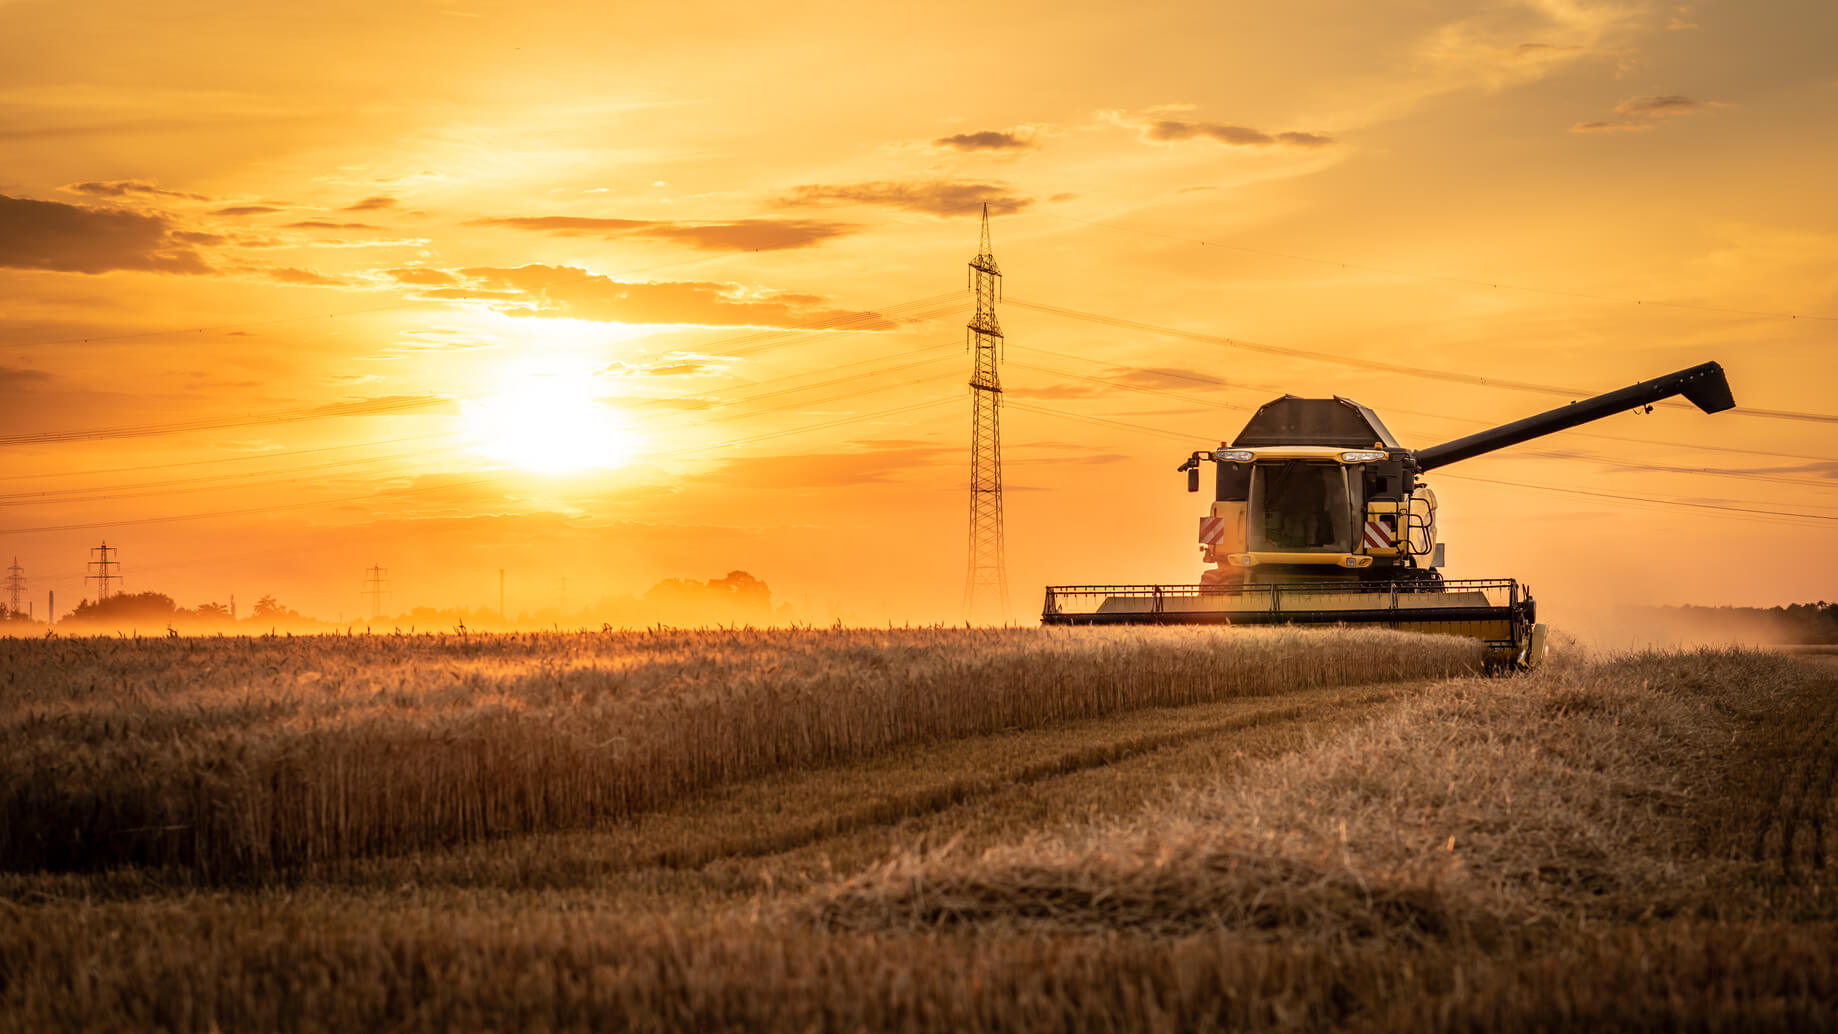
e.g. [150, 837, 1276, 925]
[1187, 466, 1200, 493]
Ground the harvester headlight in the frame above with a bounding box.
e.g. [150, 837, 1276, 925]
[1340, 556, 1374, 568]
[1339, 450, 1387, 463]
[1216, 450, 1254, 462]
[1226, 553, 1258, 567]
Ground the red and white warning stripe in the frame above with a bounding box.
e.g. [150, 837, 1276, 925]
[1198, 516, 1226, 544]
[1362, 520, 1394, 550]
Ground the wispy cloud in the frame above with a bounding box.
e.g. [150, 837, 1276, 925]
[1569, 119, 1654, 133]
[1135, 117, 1333, 149]
[284, 220, 381, 230]
[407, 264, 891, 329]
[386, 266, 459, 286]
[62, 179, 208, 202]
[932, 128, 1037, 152]
[778, 180, 1031, 216]
[602, 351, 737, 379]
[261, 266, 348, 286]
[1614, 94, 1719, 116]
[1571, 94, 1725, 134]
[472, 215, 856, 251]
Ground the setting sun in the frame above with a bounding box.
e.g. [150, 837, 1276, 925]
[460, 376, 638, 474]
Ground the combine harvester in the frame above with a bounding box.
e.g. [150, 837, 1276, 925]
[1042, 362, 1735, 669]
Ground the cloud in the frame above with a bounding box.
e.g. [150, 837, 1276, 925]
[1110, 366, 1228, 389]
[476, 216, 650, 234]
[472, 215, 857, 251]
[307, 394, 461, 418]
[933, 129, 1035, 151]
[1572, 95, 1724, 134]
[343, 195, 398, 211]
[1004, 383, 1101, 400]
[425, 264, 889, 329]
[1511, 42, 1584, 57]
[1569, 120, 1654, 134]
[0, 194, 214, 274]
[1014, 451, 1130, 467]
[691, 446, 954, 489]
[387, 266, 459, 286]
[603, 394, 717, 411]
[63, 180, 207, 202]
[1614, 94, 1716, 116]
[603, 351, 736, 379]
[213, 205, 283, 216]
[284, 219, 380, 230]
[778, 181, 1032, 216]
[263, 266, 347, 286]
[0, 365, 52, 388]
[1138, 118, 1333, 148]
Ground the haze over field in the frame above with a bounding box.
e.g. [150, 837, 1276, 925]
[1, 0, 1833, 624]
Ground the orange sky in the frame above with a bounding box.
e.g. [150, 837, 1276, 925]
[2, 0, 1834, 628]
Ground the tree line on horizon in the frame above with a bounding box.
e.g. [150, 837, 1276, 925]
[0, 570, 786, 632]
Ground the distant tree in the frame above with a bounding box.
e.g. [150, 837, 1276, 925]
[251, 595, 298, 620]
[189, 602, 232, 621]
[642, 570, 773, 624]
[67, 591, 178, 625]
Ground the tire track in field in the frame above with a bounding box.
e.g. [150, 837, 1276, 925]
[635, 686, 1410, 873]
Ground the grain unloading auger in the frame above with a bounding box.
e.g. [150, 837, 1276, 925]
[1042, 362, 1735, 669]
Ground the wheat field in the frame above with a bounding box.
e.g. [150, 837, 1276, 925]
[2, 629, 1834, 1032]
[0, 625, 1479, 878]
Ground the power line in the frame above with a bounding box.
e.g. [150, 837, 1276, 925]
[4, 290, 957, 452]
[0, 394, 452, 447]
[1006, 356, 1838, 493]
[0, 395, 959, 536]
[1007, 297, 1838, 425]
[21, 301, 438, 350]
[1436, 472, 1838, 523]
[1025, 209, 1838, 323]
[0, 476, 508, 536]
[0, 444, 467, 506]
[1011, 343, 1836, 465]
[1006, 399, 1838, 527]
[0, 432, 452, 482]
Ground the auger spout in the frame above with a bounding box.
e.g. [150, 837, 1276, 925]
[1412, 361, 1733, 472]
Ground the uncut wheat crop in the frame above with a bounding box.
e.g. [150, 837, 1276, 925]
[0, 625, 1482, 879]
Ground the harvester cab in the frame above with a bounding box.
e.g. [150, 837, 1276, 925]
[1044, 362, 1735, 670]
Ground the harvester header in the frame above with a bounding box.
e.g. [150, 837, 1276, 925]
[1046, 361, 1735, 670]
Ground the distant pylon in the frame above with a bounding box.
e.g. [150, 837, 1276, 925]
[964, 203, 1009, 619]
[362, 564, 390, 619]
[86, 542, 120, 601]
[3, 557, 23, 616]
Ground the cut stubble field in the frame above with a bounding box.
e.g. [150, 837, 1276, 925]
[1, 626, 1834, 1032]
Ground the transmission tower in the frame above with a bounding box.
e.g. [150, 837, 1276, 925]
[86, 542, 120, 601]
[3, 557, 23, 616]
[964, 203, 1010, 619]
[361, 564, 390, 619]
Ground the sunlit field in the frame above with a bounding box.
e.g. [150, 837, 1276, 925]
[2, 630, 1835, 1032]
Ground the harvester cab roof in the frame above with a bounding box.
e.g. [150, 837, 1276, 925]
[1048, 361, 1736, 671]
